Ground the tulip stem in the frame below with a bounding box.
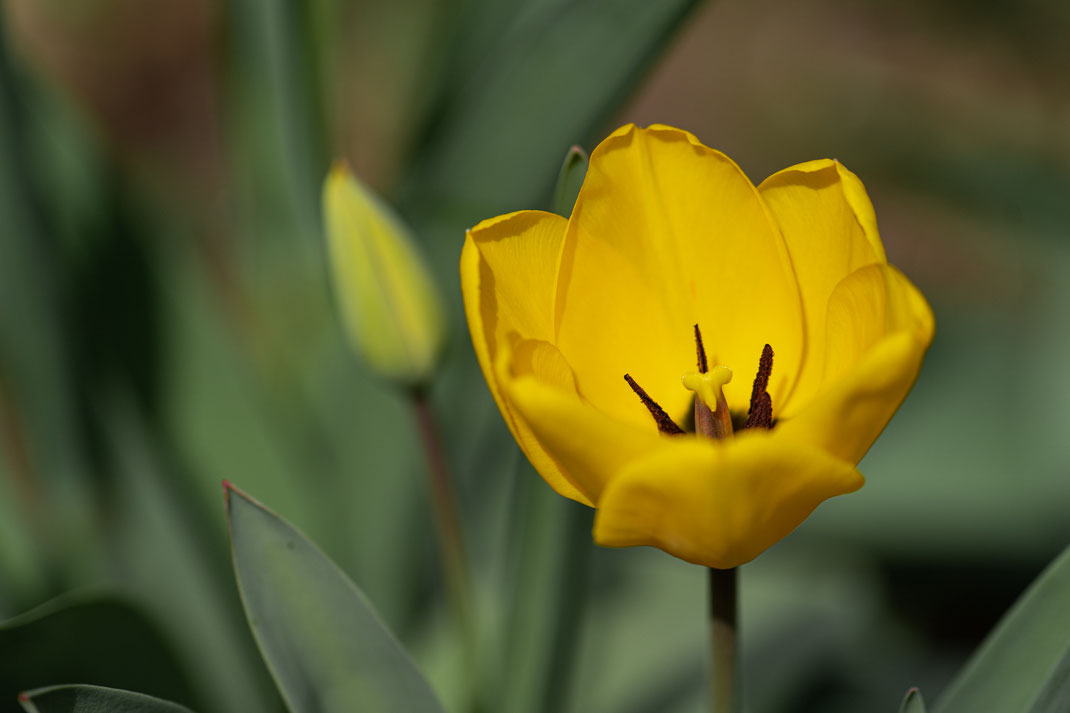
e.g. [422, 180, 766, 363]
[412, 395, 477, 705]
[709, 566, 738, 713]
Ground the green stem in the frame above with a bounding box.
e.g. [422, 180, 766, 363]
[411, 395, 477, 703]
[709, 566, 738, 713]
[540, 499, 590, 713]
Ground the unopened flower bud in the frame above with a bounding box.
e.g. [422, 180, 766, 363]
[322, 162, 445, 389]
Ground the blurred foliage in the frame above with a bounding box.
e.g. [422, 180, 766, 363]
[17, 685, 196, 713]
[935, 544, 1070, 713]
[900, 689, 926, 713]
[0, 594, 200, 713]
[0, 0, 1069, 712]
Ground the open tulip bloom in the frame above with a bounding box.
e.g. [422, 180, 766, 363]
[461, 124, 933, 571]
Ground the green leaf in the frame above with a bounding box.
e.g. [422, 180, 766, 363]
[552, 146, 588, 217]
[225, 483, 445, 713]
[1026, 647, 1070, 713]
[0, 9, 95, 608]
[402, 0, 705, 221]
[0, 593, 200, 713]
[935, 543, 1070, 713]
[900, 688, 927, 713]
[17, 685, 194, 713]
[494, 462, 593, 713]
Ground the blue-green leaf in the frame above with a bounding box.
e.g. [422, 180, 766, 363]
[935, 543, 1070, 713]
[495, 462, 593, 713]
[900, 688, 927, 713]
[552, 146, 588, 218]
[225, 483, 445, 713]
[403, 0, 705, 221]
[1026, 646, 1070, 713]
[0, 593, 199, 711]
[17, 685, 194, 713]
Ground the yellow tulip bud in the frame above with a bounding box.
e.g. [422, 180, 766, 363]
[322, 162, 446, 389]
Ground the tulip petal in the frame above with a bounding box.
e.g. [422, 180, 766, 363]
[554, 124, 804, 428]
[461, 211, 594, 504]
[502, 365, 667, 503]
[593, 431, 863, 569]
[464, 210, 567, 342]
[776, 263, 934, 465]
[757, 159, 887, 416]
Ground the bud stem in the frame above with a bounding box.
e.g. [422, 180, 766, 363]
[411, 395, 477, 705]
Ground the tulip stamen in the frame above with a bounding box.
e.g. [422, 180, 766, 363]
[624, 374, 685, 436]
[694, 324, 708, 374]
[743, 344, 774, 430]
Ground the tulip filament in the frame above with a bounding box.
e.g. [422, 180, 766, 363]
[694, 323, 709, 373]
[623, 373, 685, 435]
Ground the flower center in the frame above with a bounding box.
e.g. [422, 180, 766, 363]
[623, 325, 775, 438]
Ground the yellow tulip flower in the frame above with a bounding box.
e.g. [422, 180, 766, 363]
[323, 162, 445, 389]
[460, 124, 934, 569]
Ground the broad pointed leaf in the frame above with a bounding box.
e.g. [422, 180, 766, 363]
[900, 688, 927, 713]
[17, 685, 194, 713]
[225, 483, 445, 713]
[0, 594, 199, 713]
[936, 544, 1070, 713]
[1026, 647, 1070, 713]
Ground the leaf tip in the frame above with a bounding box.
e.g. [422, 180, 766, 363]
[899, 686, 926, 713]
[222, 480, 246, 514]
[223, 481, 271, 519]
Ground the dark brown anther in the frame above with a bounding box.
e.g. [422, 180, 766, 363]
[744, 344, 774, 430]
[694, 324, 708, 374]
[624, 374, 685, 435]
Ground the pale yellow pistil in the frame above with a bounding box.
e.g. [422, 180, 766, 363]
[683, 367, 734, 440]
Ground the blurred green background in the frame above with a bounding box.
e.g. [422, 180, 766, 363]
[1, 0, 1069, 712]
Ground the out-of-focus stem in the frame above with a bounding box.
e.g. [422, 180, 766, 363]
[540, 498, 590, 713]
[709, 566, 738, 713]
[411, 395, 477, 702]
